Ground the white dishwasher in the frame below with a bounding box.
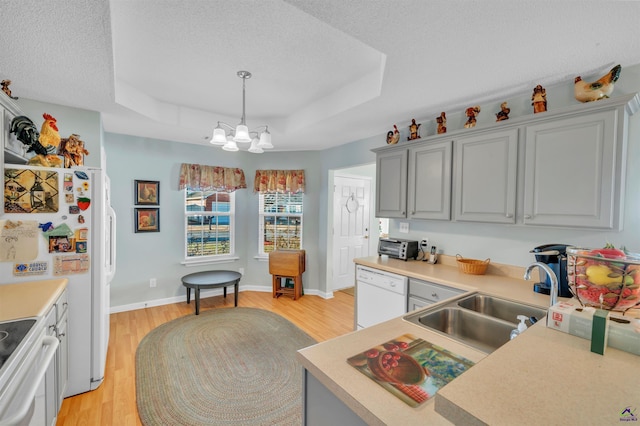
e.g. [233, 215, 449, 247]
[356, 265, 408, 329]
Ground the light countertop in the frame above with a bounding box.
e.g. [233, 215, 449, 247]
[0, 279, 68, 321]
[297, 256, 640, 425]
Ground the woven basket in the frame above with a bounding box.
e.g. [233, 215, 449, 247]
[456, 254, 490, 275]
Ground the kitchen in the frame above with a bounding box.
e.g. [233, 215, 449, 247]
[2, 2, 640, 425]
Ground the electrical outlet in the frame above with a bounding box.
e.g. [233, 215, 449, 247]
[399, 222, 409, 233]
[150, 278, 157, 288]
[239, 268, 245, 275]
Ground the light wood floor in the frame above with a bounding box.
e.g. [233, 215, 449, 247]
[55, 290, 355, 425]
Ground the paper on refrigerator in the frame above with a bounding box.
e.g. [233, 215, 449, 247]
[0, 219, 39, 261]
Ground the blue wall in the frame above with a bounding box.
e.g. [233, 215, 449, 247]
[104, 135, 324, 307]
[106, 63, 640, 309]
[14, 63, 640, 310]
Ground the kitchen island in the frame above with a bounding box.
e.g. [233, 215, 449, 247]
[297, 256, 640, 425]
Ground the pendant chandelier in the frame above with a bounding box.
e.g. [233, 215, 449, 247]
[210, 70, 273, 153]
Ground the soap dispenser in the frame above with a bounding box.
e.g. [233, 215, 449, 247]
[510, 315, 529, 340]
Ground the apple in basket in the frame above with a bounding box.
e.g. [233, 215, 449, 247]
[568, 245, 640, 311]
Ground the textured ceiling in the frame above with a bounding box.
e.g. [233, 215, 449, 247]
[1, 1, 640, 151]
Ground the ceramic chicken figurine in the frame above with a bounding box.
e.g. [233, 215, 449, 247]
[16, 113, 64, 167]
[436, 112, 447, 134]
[408, 119, 421, 140]
[495, 102, 510, 121]
[531, 85, 547, 113]
[574, 64, 622, 102]
[10, 116, 41, 151]
[1, 79, 18, 99]
[464, 106, 481, 128]
[27, 113, 62, 167]
[38, 113, 61, 150]
[386, 125, 400, 144]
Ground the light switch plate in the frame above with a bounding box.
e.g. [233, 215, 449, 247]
[399, 222, 409, 233]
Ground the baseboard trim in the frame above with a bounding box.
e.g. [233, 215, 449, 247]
[110, 285, 333, 313]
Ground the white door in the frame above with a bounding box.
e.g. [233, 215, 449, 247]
[332, 175, 371, 290]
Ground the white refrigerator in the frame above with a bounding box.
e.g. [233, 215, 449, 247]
[0, 164, 116, 397]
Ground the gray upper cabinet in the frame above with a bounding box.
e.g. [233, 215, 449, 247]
[375, 148, 407, 218]
[372, 93, 639, 229]
[407, 140, 452, 220]
[453, 129, 518, 224]
[523, 109, 620, 229]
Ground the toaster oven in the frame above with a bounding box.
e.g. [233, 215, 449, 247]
[377, 238, 419, 261]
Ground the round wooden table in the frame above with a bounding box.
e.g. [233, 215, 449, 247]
[181, 270, 241, 315]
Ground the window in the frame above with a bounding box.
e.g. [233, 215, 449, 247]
[259, 192, 303, 255]
[185, 190, 234, 259]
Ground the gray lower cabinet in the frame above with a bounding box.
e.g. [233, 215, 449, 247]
[303, 369, 367, 426]
[523, 109, 621, 229]
[375, 148, 407, 218]
[453, 129, 518, 224]
[407, 140, 452, 220]
[408, 278, 464, 311]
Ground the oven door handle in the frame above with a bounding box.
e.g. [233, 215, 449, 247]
[0, 335, 58, 426]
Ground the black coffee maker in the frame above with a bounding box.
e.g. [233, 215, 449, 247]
[530, 244, 572, 298]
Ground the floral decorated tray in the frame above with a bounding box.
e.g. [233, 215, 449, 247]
[347, 334, 475, 407]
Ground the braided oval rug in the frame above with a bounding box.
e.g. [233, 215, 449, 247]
[136, 307, 316, 425]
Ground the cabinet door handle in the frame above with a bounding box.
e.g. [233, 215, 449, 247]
[431, 293, 439, 299]
[505, 213, 513, 218]
[524, 214, 532, 219]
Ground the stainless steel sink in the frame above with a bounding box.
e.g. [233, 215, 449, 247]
[457, 294, 547, 324]
[404, 293, 548, 353]
[414, 307, 514, 353]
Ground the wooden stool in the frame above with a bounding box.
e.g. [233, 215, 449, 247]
[269, 250, 305, 300]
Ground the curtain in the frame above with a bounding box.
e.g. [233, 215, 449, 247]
[253, 170, 305, 193]
[178, 163, 247, 192]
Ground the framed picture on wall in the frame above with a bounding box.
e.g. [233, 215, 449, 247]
[135, 208, 160, 233]
[134, 180, 159, 205]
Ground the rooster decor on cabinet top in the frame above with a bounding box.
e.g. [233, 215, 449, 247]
[531, 85, 547, 113]
[574, 64, 622, 103]
[386, 124, 400, 144]
[407, 119, 421, 140]
[464, 106, 481, 128]
[1, 79, 18, 99]
[10, 113, 63, 167]
[436, 112, 447, 134]
[495, 102, 510, 121]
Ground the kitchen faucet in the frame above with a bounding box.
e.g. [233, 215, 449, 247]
[524, 262, 559, 307]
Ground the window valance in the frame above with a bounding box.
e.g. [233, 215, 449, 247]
[178, 163, 247, 192]
[254, 170, 305, 194]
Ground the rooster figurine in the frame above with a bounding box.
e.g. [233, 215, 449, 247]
[386, 125, 400, 145]
[574, 64, 622, 102]
[38, 113, 61, 151]
[10, 113, 63, 167]
[10, 116, 42, 153]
